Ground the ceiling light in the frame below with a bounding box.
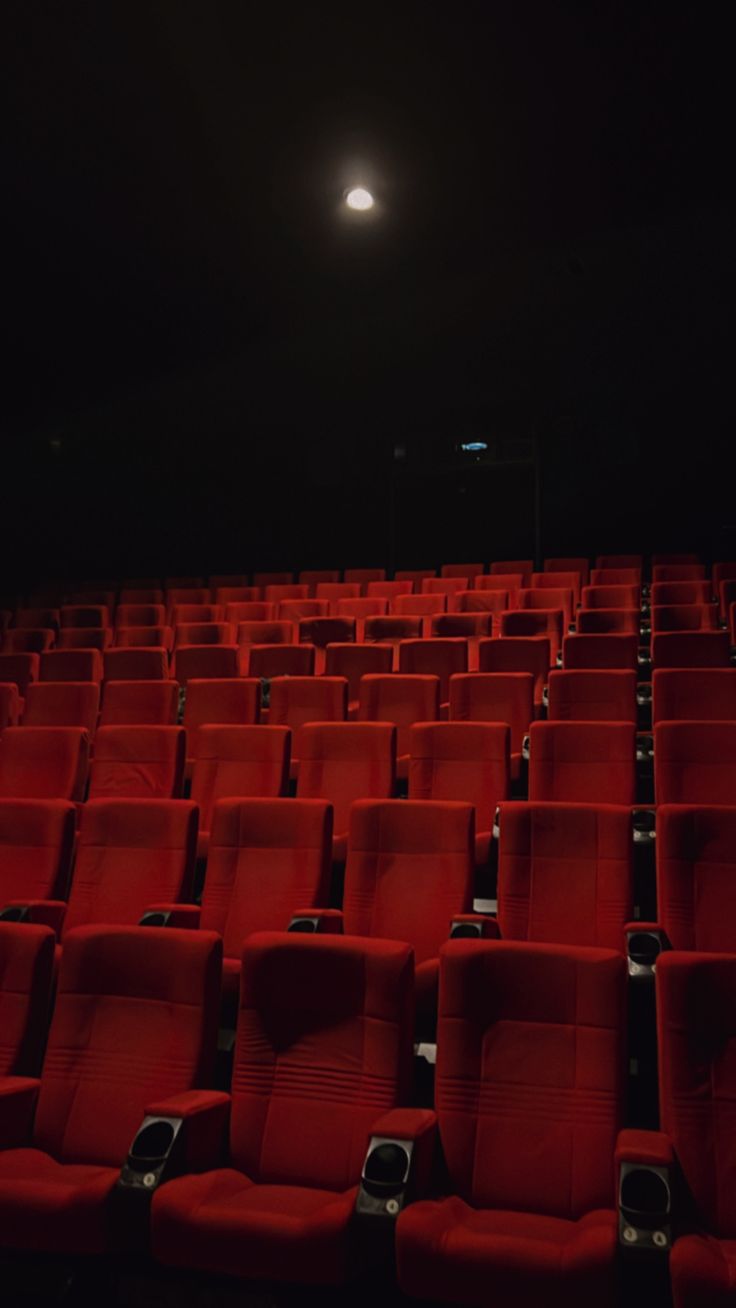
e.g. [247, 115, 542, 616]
[345, 187, 374, 211]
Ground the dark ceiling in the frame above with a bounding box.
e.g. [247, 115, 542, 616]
[3, 3, 728, 433]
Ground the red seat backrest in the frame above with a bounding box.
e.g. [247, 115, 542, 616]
[408, 722, 510, 832]
[32, 923, 220, 1165]
[654, 722, 736, 804]
[88, 725, 185, 799]
[343, 799, 474, 965]
[497, 801, 633, 949]
[529, 721, 636, 804]
[358, 674, 440, 760]
[547, 670, 637, 722]
[191, 725, 290, 833]
[99, 680, 178, 725]
[0, 798, 76, 903]
[0, 921, 56, 1075]
[0, 727, 89, 801]
[657, 805, 736, 953]
[296, 722, 395, 840]
[63, 798, 198, 937]
[449, 672, 535, 759]
[199, 798, 332, 958]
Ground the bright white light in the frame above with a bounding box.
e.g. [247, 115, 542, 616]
[346, 187, 374, 211]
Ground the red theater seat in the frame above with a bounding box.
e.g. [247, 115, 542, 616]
[500, 609, 563, 664]
[343, 798, 473, 1030]
[60, 605, 110, 629]
[14, 609, 61, 632]
[0, 654, 40, 698]
[430, 613, 492, 643]
[366, 580, 413, 600]
[296, 722, 395, 861]
[214, 588, 261, 607]
[3, 629, 55, 654]
[363, 615, 422, 647]
[114, 625, 173, 650]
[41, 650, 103, 683]
[169, 604, 224, 626]
[315, 582, 361, 608]
[518, 587, 573, 631]
[197, 798, 332, 998]
[422, 577, 469, 597]
[490, 559, 533, 584]
[544, 556, 590, 584]
[0, 921, 55, 1075]
[88, 726, 185, 799]
[268, 676, 347, 777]
[408, 722, 509, 864]
[103, 646, 168, 680]
[581, 584, 641, 609]
[0, 728, 89, 801]
[99, 680, 178, 726]
[183, 679, 260, 770]
[0, 923, 220, 1256]
[656, 805, 736, 952]
[546, 670, 637, 722]
[23, 682, 100, 734]
[652, 668, 736, 723]
[576, 609, 641, 634]
[449, 671, 534, 780]
[358, 673, 440, 779]
[651, 564, 706, 583]
[453, 590, 508, 620]
[528, 721, 636, 804]
[224, 602, 276, 623]
[334, 597, 388, 627]
[174, 623, 232, 648]
[396, 939, 626, 1307]
[277, 598, 329, 622]
[264, 584, 309, 603]
[654, 721, 736, 804]
[60, 798, 198, 937]
[497, 802, 634, 950]
[441, 562, 484, 579]
[324, 643, 393, 712]
[475, 574, 524, 604]
[650, 604, 718, 633]
[298, 569, 341, 591]
[531, 569, 582, 606]
[298, 618, 356, 655]
[394, 568, 437, 585]
[656, 953, 736, 1307]
[166, 587, 211, 607]
[562, 634, 639, 670]
[151, 932, 414, 1287]
[590, 568, 642, 586]
[478, 636, 550, 705]
[0, 798, 76, 907]
[173, 646, 240, 684]
[191, 726, 290, 854]
[651, 631, 730, 668]
[115, 604, 166, 628]
[343, 567, 386, 588]
[236, 621, 294, 648]
[246, 644, 316, 679]
[393, 594, 447, 635]
[649, 581, 713, 606]
[398, 639, 469, 705]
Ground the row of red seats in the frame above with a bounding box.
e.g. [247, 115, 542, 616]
[0, 718, 734, 853]
[4, 795, 734, 975]
[0, 628, 733, 702]
[0, 915, 729, 1305]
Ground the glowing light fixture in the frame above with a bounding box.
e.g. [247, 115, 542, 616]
[345, 187, 374, 211]
[461, 441, 488, 453]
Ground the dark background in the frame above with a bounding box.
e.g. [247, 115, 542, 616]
[1, 2, 731, 587]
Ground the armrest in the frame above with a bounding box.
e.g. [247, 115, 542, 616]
[636, 734, 654, 762]
[625, 923, 669, 979]
[616, 1128, 674, 1253]
[356, 1108, 438, 1220]
[0, 900, 67, 935]
[0, 1076, 40, 1149]
[288, 908, 344, 934]
[139, 904, 201, 929]
[450, 914, 500, 940]
[118, 1090, 230, 1194]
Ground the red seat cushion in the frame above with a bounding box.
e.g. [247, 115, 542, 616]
[397, 1197, 617, 1308]
[152, 1169, 357, 1285]
[670, 1233, 736, 1308]
[0, 1146, 118, 1255]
